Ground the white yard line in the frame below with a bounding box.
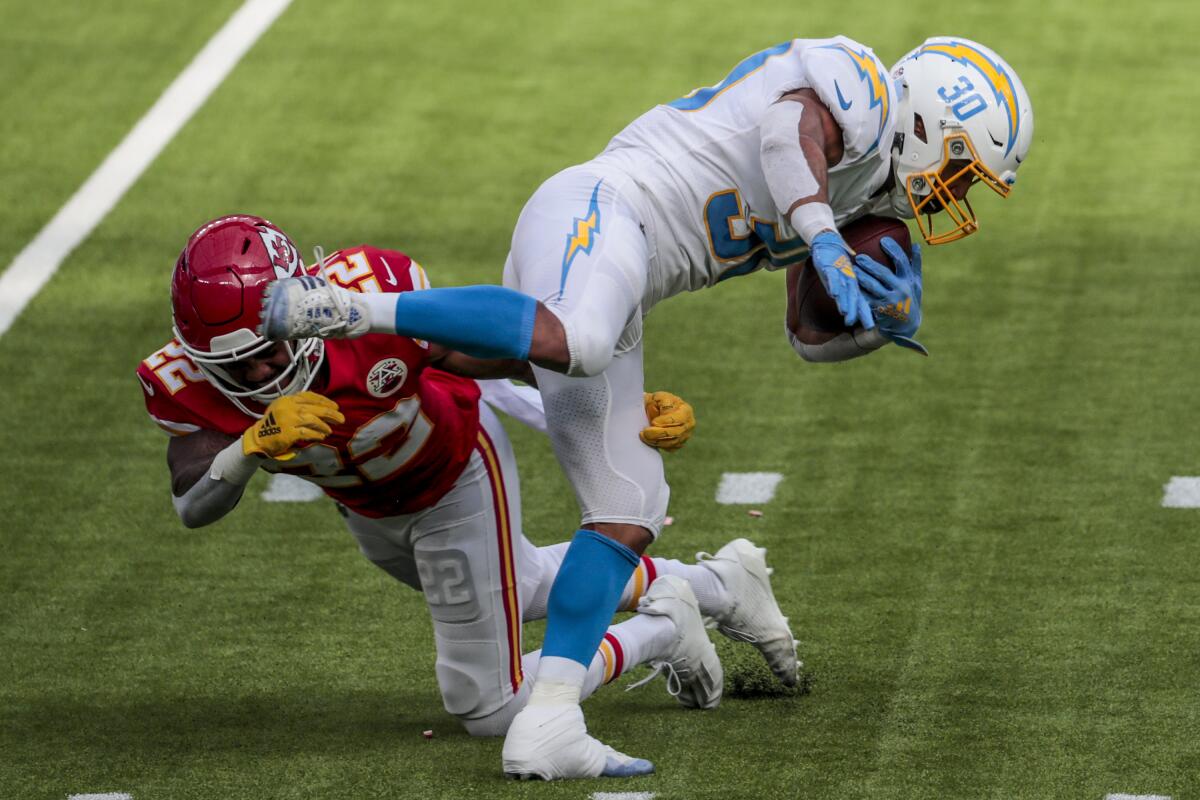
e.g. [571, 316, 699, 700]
[1105, 794, 1171, 800]
[1162, 476, 1200, 508]
[0, 0, 294, 338]
[68, 794, 133, 800]
[591, 793, 656, 800]
[715, 471, 784, 505]
[261, 473, 323, 502]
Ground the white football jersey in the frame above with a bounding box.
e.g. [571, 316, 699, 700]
[593, 36, 902, 308]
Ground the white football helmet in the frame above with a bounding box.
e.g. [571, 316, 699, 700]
[889, 37, 1034, 244]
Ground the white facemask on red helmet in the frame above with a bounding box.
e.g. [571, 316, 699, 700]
[170, 215, 324, 415]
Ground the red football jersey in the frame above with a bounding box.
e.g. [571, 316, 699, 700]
[137, 245, 481, 518]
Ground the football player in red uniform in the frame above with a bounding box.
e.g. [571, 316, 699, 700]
[138, 216, 795, 772]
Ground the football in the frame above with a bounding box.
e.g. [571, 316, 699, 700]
[786, 215, 912, 345]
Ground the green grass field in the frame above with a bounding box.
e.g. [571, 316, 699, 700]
[3, 1, 1200, 798]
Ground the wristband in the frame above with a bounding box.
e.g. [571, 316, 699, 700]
[210, 439, 261, 486]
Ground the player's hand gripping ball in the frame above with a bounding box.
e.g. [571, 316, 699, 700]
[855, 237, 927, 355]
[640, 391, 695, 451]
[242, 391, 346, 460]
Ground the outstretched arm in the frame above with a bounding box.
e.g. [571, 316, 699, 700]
[168, 429, 251, 529]
[166, 393, 343, 529]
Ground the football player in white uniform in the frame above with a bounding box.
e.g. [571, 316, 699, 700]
[259, 35, 1034, 779]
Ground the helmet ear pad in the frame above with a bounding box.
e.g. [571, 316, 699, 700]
[169, 215, 324, 414]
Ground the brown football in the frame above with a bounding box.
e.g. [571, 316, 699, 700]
[786, 215, 912, 345]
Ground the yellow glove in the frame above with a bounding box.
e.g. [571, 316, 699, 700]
[640, 390, 695, 452]
[242, 391, 345, 461]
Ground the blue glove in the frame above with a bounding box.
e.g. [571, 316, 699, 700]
[854, 237, 928, 356]
[809, 230, 874, 330]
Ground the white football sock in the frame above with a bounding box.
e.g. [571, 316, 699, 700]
[530, 544, 732, 620]
[361, 291, 401, 332]
[529, 655, 587, 708]
[616, 555, 730, 618]
[581, 614, 675, 699]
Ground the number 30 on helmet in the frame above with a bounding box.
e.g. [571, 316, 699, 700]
[170, 215, 324, 414]
[889, 37, 1034, 244]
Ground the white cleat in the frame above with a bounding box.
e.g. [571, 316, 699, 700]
[633, 575, 724, 710]
[258, 274, 370, 341]
[501, 702, 654, 780]
[698, 538, 800, 687]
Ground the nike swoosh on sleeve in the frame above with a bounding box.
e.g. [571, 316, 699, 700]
[833, 81, 853, 111]
[379, 256, 399, 286]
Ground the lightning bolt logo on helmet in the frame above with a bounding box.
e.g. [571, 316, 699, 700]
[916, 40, 1022, 156]
[888, 37, 1033, 245]
[559, 180, 603, 297]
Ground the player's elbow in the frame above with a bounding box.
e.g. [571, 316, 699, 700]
[172, 489, 231, 529]
[560, 315, 619, 378]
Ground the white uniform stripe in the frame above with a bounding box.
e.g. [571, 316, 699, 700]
[1162, 476, 1200, 508]
[0, 0, 294, 338]
[261, 473, 324, 503]
[715, 471, 784, 504]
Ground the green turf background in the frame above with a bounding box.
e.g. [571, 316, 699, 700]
[2, 1, 1199, 798]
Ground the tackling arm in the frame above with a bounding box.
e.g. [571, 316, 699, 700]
[427, 344, 537, 384]
[168, 429, 256, 529]
[165, 392, 344, 529]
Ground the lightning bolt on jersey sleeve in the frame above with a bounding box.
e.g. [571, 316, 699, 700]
[796, 38, 897, 164]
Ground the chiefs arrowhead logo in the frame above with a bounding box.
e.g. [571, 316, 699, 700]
[258, 228, 300, 278]
[366, 358, 408, 398]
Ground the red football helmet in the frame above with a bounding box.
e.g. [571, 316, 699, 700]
[171, 214, 324, 414]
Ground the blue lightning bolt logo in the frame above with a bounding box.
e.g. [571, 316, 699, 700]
[820, 44, 892, 153]
[559, 180, 603, 297]
[918, 40, 1021, 156]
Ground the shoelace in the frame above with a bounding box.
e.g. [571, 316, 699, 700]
[625, 659, 685, 697]
[310, 246, 351, 337]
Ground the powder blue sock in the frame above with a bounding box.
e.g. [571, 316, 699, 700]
[541, 529, 640, 667]
[391, 285, 536, 360]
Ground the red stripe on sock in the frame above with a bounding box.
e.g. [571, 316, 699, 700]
[603, 632, 625, 682]
[641, 555, 657, 588]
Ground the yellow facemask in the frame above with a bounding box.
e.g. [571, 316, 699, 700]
[905, 133, 1012, 245]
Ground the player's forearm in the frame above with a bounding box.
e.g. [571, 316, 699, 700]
[361, 289, 570, 371]
[171, 440, 259, 528]
[760, 95, 838, 243]
[429, 345, 536, 383]
[173, 475, 247, 528]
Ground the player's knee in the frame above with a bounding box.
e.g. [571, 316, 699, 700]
[457, 681, 531, 738]
[435, 636, 525, 736]
[565, 321, 617, 377]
